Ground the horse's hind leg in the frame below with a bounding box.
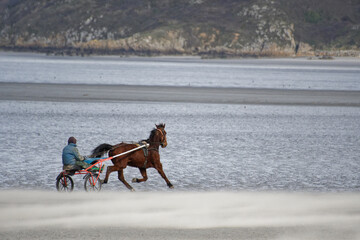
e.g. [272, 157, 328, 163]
[101, 165, 117, 184]
[118, 169, 135, 191]
[154, 163, 174, 189]
[132, 168, 148, 183]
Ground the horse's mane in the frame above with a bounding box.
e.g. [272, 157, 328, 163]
[148, 123, 165, 141]
[149, 129, 157, 141]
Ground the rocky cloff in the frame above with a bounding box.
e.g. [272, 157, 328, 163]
[0, 0, 359, 57]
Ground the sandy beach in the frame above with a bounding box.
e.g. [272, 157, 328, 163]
[0, 191, 359, 240]
[1, 82, 360, 106]
[1, 81, 360, 239]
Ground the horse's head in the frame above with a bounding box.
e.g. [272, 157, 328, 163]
[150, 123, 167, 148]
[157, 123, 167, 148]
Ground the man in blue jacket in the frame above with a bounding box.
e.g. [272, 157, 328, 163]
[62, 136, 92, 170]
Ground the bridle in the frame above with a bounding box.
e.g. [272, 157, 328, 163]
[149, 128, 167, 148]
[141, 128, 166, 167]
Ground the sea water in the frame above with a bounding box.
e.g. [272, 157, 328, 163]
[1, 52, 360, 90]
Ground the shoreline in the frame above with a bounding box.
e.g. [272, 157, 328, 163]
[2, 49, 360, 60]
[1, 47, 360, 59]
[1, 82, 360, 107]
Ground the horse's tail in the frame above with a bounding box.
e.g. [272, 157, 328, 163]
[91, 143, 113, 157]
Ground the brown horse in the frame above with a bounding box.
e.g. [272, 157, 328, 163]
[91, 123, 173, 191]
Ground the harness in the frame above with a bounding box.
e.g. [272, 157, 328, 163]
[137, 129, 165, 168]
[135, 141, 150, 168]
[110, 128, 166, 168]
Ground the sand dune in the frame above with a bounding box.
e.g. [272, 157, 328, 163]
[1, 191, 359, 239]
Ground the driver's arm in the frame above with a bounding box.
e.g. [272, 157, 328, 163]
[73, 147, 85, 161]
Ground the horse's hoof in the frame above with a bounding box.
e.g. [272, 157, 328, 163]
[130, 188, 136, 192]
[132, 178, 138, 183]
[169, 185, 174, 189]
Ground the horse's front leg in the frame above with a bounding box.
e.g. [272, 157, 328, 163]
[118, 169, 135, 191]
[154, 163, 174, 189]
[132, 168, 148, 183]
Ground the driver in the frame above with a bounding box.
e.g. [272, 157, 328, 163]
[62, 136, 93, 171]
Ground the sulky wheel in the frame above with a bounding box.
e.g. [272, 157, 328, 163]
[56, 174, 74, 192]
[84, 173, 102, 192]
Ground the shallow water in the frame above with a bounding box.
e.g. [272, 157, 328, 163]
[1, 52, 360, 90]
[1, 101, 359, 192]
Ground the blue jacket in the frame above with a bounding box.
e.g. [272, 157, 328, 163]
[62, 143, 85, 165]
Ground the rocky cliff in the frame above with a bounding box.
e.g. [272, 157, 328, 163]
[0, 0, 359, 57]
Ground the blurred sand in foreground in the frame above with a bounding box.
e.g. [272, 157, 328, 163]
[0, 191, 359, 240]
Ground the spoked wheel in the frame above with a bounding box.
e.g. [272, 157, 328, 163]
[84, 173, 101, 192]
[56, 174, 74, 192]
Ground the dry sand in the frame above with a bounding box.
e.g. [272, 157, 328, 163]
[1, 82, 360, 106]
[0, 191, 359, 240]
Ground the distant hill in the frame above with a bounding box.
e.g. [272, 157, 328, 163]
[0, 0, 359, 57]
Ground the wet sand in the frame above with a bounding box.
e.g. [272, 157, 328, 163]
[1, 82, 360, 239]
[1, 82, 360, 106]
[0, 191, 360, 240]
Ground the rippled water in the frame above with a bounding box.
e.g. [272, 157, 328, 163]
[1, 101, 359, 192]
[1, 52, 360, 90]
